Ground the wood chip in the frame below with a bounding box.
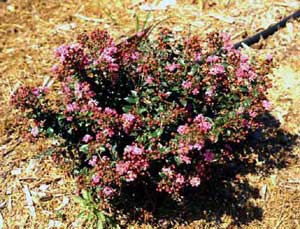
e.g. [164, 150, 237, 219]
[0, 212, 4, 228]
[22, 185, 36, 218]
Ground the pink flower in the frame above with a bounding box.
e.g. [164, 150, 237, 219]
[175, 174, 185, 184]
[209, 64, 225, 75]
[180, 154, 191, 164]
[103, 128, 114, 137]
[194, 114, 212, 133]
[192, 88, 199, 95]
[124, 145, 143, 155]
[88, 155, 97, 167]
[115, 162, 129, 175]
[102, 186, 115, 196]
[92, 174, 101, 184]
[190, 176, 201, 187]
[104, 107, 117, 115]
[266, 54, 273, 61]
[165, 63, 180, 72]
[162, 167, 173, 176]
[51, 64, 59, 73]
[126, 171, 137, 182]
[195, 52, 202, 61]
[240, 54, 249, 63]
[31, 126, 39, 137]
[82, 134, 93, 143]
[122, 113, 135, 122]
[206, 55, 219, 63]
[182, 80, 192, 89]
[146, 76, 154, 84]
[131, 52, 139, 61]
[177, 124, 189, 135]
[262, 100, 272, 111]
[204, 149, 214, 162]
[193, 143, 203, 150]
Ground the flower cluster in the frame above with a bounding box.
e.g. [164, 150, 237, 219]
[11, 28, 272, 219]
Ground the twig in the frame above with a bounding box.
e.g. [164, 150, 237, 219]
[74, 13, 104, 23]
[22, 185, 36, 218]
[0, 212, 4, 228]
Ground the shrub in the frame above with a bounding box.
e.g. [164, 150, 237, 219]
[11, 27, 272, 222]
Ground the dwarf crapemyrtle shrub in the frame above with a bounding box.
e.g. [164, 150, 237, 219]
[11, 28, 272, 219]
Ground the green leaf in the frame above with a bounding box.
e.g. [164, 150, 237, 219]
[131, 90, 138, 97]
[73, 196, 86, 207]
[122, 105, 132, 113]
[79, 144, 89, 154]
[46, 127, 54, 136]
[178, 58, 185, 66]
[125, 96, 138, 104]
[151, 128, 163, 138]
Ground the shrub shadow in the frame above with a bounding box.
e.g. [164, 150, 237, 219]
[118, 113, 298, 227]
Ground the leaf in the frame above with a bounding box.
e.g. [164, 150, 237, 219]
[46, 127, 54, 136]
[122, 105, 132, 113]
[79, 144, 89, 154]
[151, 128, 163, 138]
[73, 196, 85, 207]
[81, 189, 89, 200]
[125, 96, 138, 104]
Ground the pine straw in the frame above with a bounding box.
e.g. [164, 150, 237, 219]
[0, 0, 300, 228]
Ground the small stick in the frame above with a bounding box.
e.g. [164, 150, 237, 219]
[22, 185, 36, 218]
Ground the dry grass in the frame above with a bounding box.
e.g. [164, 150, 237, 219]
[0, 0, 300, 228]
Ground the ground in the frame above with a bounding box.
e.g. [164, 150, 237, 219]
[0, 0, 300, 228]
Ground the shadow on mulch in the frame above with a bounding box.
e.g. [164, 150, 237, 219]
[116, 113, 299, 227]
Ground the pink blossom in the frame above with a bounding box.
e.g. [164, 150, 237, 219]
[240, 54, 249, 63]
[51, 64, 59, 73]
[102, 186, 115, 196]
[103, 128, 114, 137]
[122, 113, 135, 122]
[115, 162, 129, 175]
[221, 32, 234, 51]
[88, 155, 98, 167]
[193, 143, 203, 150]
[182, 80, 192, 89]
[266, 54, 273, 61]
[195, 52, 202, 61]
[180, 154, 191, 164]
[175, 174, 185, 184]
[177, 124, 189, 135]
[66, 104, 74, 112]
[82, 134, 93, 143]
[131, 52, 139, 61]
[162, 167, 173, 176]
[194, 114, 212, 133]
[206, 55, 219, 63]
[204, 149, 214, 162]
[124, 145, 143, 155]
[126, 171, 137, 182]
[31, 87, 41, 96]
[190, 176, 201, 187]
[262, 100, 272, 111]
[192, 88, 199, 95]
[104, 107, 117, 115]
[92, 174, 101, 184]
[209, 64, 225, 75]
[31, 126, 39, 137]
[146, 76, 154, 84]
[108, 63, 119, 72]
[165, 63, 180, 72]
[249, 110, 257, 118]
